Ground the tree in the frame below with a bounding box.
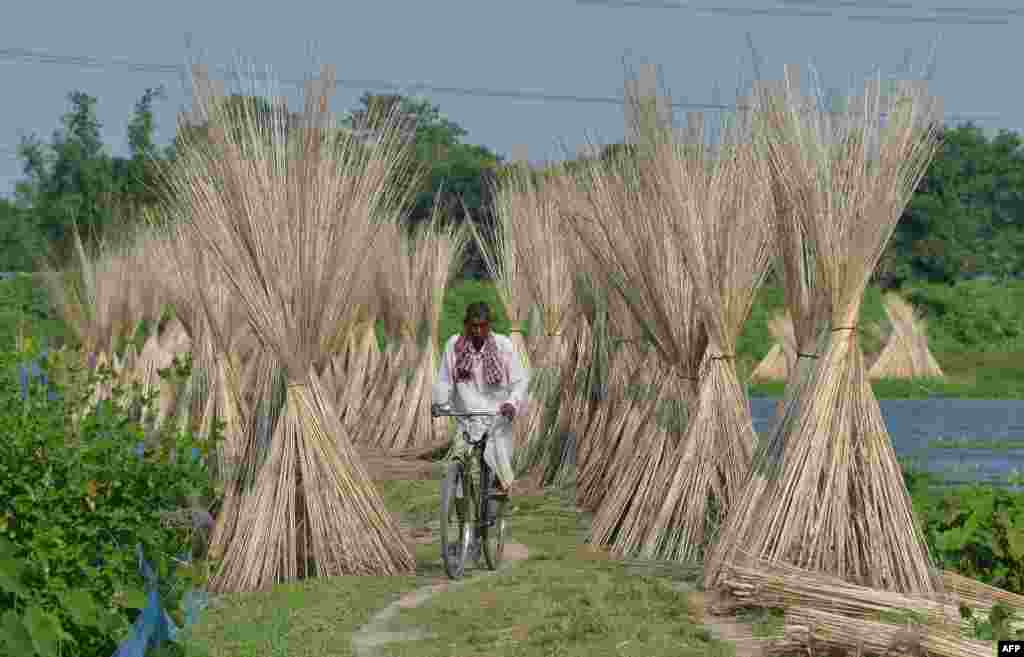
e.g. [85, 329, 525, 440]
[880, 123, 1024, 286]
[120, 86, 170, 211]
[342, 93, 503, 277]
[15, 91, 119, 263]
[13, 87, 182, 266]
[0, 198, 45, 270]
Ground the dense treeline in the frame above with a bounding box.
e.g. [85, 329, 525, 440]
[0, 85, 1021, 283]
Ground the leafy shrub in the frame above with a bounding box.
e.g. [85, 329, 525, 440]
[0, 347, 214, 657]
[0, 275, 67, 351]
[904, 465, 1024, 594]
[904, 280, 1024, 354]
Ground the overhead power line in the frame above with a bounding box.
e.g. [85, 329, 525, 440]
[0, 46, 1006, 120]
[0, 45, 1011, 163]
[778, 0, 1023, 17]
[575, 0, 1015, 24]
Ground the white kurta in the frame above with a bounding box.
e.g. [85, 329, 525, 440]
[431, 333, 529, 487]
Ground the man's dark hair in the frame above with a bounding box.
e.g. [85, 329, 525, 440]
[464, 302, 492, 323]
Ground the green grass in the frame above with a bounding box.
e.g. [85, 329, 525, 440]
[384, 559, 727, 657]
[735, 607, 785, 639]
[0, 272, 67, 349]
[182, 573, 429, 657]
[184, 479, 733, 657]
[181, 479, 444, 657]
[378, 487, 731, 657]
[928, 437, 1024, 451]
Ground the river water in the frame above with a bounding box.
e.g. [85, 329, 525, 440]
[749, 398, 1024, 485]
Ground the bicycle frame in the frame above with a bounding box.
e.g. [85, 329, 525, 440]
[432, 409, 504, 558]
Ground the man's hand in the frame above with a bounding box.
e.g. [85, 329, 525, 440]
[431, 403, 452, 418]
[499, 402, 516, 421]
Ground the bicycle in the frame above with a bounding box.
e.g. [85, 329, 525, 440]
[430, 406, 510, 580]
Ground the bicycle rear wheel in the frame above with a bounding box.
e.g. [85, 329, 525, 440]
[480, 460, 508, 571]
[440, 461, 474, 579]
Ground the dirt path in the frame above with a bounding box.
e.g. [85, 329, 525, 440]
[350, 542, 530, 657]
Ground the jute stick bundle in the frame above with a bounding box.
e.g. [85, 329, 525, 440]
[638, 103, 773, 564]
[565, 138, 707, 555]
[869, 292, 944, 380]
[706, 67, 945, 594]
[156, 62, 416, 589]
[766, 606, 990, 657]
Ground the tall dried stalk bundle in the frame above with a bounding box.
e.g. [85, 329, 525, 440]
[635, 104, 773, 564]
[155, 62, 417, 589]
[44, 227, 135, 369]
[208, 345, 284, 566]
[369, 208, 467, 450]
[555, 168, 652, 491]
[337, 320, 381, 434]
[575, 342, 663, 511]
[564, 271, 618, 488]
[533, 171, 621, 487]
[357, 221, 424, 449]
[351, 240, 413, 447]
[750, 313, 796, 382]
[165, 224, 256, 488]
[706, 72, 835, 588]
[117, 226, 179, 429]
[486, 164, 576, 477]
[568, 205, 657, 492]
[869, 292, 944, 380]
[118, 226, 167, 342]
[470, 165, 534, 362]
[707, 68, 944, 594]
[565, 139, 708, 556]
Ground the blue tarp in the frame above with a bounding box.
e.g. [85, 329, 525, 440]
[15, 352, 211, 656]
[113, 428, 209, 656]
[110, 545, 211, 657]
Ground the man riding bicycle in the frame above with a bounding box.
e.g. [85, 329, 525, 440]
[431, 302, 529, 497]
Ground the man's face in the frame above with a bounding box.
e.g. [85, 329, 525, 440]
[465, 318, 490, 349]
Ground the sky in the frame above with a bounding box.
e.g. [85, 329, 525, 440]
[1, 0, 1020, 199]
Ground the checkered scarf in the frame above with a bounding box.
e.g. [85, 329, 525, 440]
[453, 334, 505, 387]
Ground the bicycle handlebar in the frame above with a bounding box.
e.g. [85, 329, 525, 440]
[431, 410, 500, 419]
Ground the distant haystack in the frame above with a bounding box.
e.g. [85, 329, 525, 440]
[750, 313, 795, 382]
[868, 293, 944, 380]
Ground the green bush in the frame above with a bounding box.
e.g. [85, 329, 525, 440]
[904, 280, 1024, 354]
[0, 348, 214, 657]
[904, 465, 1024, 594]
[0, 275, 67, 351]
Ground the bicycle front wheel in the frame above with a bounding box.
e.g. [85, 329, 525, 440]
[480, 461, 508, 571]
[440, 461, 474, 579]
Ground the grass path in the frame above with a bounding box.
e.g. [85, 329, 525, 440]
[187, 471, 751, 656]
[350, 542, 530, 657]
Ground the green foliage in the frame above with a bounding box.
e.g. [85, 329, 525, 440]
[437, 278, 515, 349]
[904, 466, 1024, 594]
[0, 347, 214, 657]
[883, 124, 1024, 285]
[0, 201, 46, 271]
[903, 280, 1024, 354]
[959, 601, 1024, 642]
[0, 275, 67, 350]
[13, 87, 176, 267]
[342, 93, 502, 277]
